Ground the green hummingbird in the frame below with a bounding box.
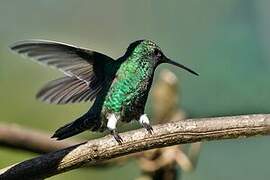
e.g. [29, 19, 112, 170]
[10, 39, 198, 144]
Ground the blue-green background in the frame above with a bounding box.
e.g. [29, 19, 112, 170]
[1, 0, 270, 179]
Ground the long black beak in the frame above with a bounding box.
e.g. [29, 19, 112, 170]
[165, 57, 199, 76]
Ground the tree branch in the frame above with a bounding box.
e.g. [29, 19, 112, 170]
[0, 123, 137, 167]
[0, 123, 77, 153]
[0, 114, 270, 180]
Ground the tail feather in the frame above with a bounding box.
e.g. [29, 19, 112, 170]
[52, 113, 99, 140]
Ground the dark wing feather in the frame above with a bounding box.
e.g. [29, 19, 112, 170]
[10, 39, 115, 104]
[36, 76, 101, 104]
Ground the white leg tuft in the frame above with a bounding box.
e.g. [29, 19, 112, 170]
[107, 113, 118, 130]
[139, 114, 150, 125]
[139, 114, 153, 134]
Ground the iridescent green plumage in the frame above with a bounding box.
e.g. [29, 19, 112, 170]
[104, 41, 156, 113]
[10, 39, 198, 143]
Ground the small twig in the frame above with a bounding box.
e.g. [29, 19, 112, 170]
[186, 142, 202, 171]
[0, 114, 269, 180]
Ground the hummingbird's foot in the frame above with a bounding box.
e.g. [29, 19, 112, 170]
[139, 114, 153, 135]
[142, 123, 154, 135]
[111, 130, 123, 145]
[107, 113, 122, 144]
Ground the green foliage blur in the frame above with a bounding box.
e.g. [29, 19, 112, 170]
[0, 0, 270, 179]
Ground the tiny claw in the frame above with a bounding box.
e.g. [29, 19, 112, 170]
[111, 130, 123, 145]
[142, 123, 154, 135]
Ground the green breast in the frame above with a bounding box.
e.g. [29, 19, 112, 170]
[103, 55, 154, 114]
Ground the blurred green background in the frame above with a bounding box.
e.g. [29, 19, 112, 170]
[1, 0, 270, 179]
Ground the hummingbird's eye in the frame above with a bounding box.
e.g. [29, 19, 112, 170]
[154, 49, 161, 57]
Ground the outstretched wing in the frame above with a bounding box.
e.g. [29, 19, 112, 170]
[10, 39, 115, 104]
[36, 76, 103, 104]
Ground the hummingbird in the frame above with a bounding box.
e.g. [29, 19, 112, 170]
[10, 39, 198, 144]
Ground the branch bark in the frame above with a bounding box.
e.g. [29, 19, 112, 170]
[0, 114, 270, 180]
[0, 123, 77, 153]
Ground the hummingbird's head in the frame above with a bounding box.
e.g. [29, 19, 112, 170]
[126, 40, 199, 76]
